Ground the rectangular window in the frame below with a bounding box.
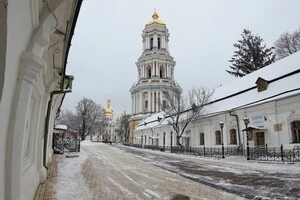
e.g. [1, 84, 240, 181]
[215, 131, 221, 145]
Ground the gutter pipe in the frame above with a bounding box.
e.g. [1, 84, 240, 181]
[229, 110, 242, 149]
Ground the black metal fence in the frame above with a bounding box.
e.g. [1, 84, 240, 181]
[123, 143, 243, 158]
[124, 143, 300, 163]
[248, 145, 300, 163]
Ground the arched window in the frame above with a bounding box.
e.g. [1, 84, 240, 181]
[291, 120, 300, 143]
[230, 129, 237, 144]
[162, 100, 167, 109]
[215, 130, 221, 145]
[150, 38, 153, 50]
[159, 66, 165, 78]
[158, 37, 161, 49]
[147, 67, 151, 78]
[200, 132, 204, 145]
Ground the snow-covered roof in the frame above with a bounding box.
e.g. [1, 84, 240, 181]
[129, 114, 148, 121]
[54, 124, 67, 130]
[207, 51, 300, 114]
[134, 52, 300, 131]
[214, 51, 300, 100]
[135, 111, 169, 131]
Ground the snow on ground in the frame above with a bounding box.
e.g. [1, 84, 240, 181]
[54, 149, 92, 200]
[53, 141, 244, 200]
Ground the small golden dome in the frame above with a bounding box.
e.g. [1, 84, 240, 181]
[104, 99, 113, 116]
[147, 10, 164, 25]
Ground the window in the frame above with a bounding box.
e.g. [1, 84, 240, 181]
[145, 100, 148, 109]
[215, 130, 221, 145]
[162, 100, 167, 109]
[150, 38, 153, 50]
[256, 77, 268, 92]
[147, 68, 151, 78]
[200, 132, 204, 145]
[291, 120, 300, 143]
[159, 66, 165, 78]
[230, 129, 237, 144]
[158, 37, 161, 49]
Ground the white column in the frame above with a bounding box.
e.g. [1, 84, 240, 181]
[156, 62, 159, 77]
[152, 62, 155, 76]
[132, 95, 134, 114]
[152, 92, 155, 113]
[148, 91, 151, 112]
[154, 34, 157, 47]
[134, 93, 137, 113]
[139, 92, 143, 113]
[160, 91, 163, 111]
[142, 64, 144, 78]
[146, 37, 149, 49]
[156, 92, 159, 112]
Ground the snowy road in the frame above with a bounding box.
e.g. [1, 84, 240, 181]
[117, 145, 300, 200]
[54, 141, 243, 200]
[53, 141, 300, 200]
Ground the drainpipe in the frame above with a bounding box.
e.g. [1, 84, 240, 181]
[229, 110, 242, 149]
[43, 75, 73, 169]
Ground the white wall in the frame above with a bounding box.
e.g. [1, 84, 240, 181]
[134, 94, 300, 150]
[0, 0, 77, 199]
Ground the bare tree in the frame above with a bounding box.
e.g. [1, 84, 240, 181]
[163, 87, 214, 146]
[56, 109, 80, 130]
[76, 97, 104, 140]
[119, 113, 131, 142]
[274, 28, 300, 60]
[56, 98, 105, 140]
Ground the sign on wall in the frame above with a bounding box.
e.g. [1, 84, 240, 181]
[251, 116, 264, 127]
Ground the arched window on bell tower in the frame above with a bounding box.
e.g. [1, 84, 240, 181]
[147, 67, 151, 78]
[150, 38, 153, 50]
[158, 37, 161, 49]
[159, 66, 165, 78]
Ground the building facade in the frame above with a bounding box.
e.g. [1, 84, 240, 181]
[129, 11, 182, 143]
[130, 11, 182, 115]
[133, 50, 300, 150]
[91, 99, 121, 143]
[0, 1, 82, 199]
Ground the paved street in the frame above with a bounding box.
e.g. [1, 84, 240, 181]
[36, 141, 243, 200]
[35, 141, 300, 200]
[118, 146, 300, 200]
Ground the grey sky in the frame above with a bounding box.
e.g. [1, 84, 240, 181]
[63, 0, 300, 118]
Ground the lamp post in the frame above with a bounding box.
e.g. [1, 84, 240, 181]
[170, 131, 173, 153]
[243, 117, 250, 160]
[78, 125, 82, 152]
[219, 121, 225, 158]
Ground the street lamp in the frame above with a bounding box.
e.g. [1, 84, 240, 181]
[78, 125, 82, 152]
[170, 131, 173, 153]
[219, 121, 225, 158]
[243, 117, 250, 160]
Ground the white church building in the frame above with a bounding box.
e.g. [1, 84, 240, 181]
[129, 11, 182, 143]
[0, 1, 82, 199]
[131, 14, 300, 150]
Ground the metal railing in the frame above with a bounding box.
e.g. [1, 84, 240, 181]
[123, 143, 243, 158]
[124, 143, 300, 163]
[248, 144, 300, 163]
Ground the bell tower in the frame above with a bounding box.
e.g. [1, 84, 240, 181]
[130, 10, 182, 115]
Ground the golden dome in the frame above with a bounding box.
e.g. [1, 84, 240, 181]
[104, 99, 113, 116]
[147, 10, 164, 25]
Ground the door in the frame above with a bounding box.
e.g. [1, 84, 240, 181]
[256, 132, 265, 146]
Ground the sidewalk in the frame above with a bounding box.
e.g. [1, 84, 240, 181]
[34, 155, 59, 200]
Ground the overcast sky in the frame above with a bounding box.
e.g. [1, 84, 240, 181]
[62, 0, 300, 118]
